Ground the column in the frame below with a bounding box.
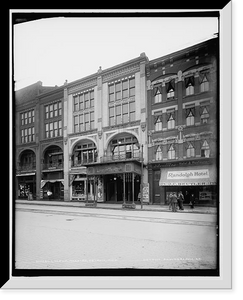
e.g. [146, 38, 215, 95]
[132, 173, 135, 204]
[123, 173, 126, 205]
[63, 83, 70, 201]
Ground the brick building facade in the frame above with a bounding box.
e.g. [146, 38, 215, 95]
[146, 37, 218, 206]
[15, 37, 218, 207]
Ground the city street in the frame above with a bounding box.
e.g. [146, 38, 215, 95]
[15, 203, 218, 270]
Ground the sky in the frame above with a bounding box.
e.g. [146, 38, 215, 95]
[13, 16, 218, 90]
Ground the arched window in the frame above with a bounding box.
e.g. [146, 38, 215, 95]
[201, 140, 210, 158]
[155, 146, 163, 161]
[111, 135, 139, 160]
[72, 142, 97, 166]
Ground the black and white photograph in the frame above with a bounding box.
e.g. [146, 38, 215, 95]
[6, 5, 233, 289]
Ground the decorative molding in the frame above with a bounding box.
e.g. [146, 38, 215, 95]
[102, 63, 140, 83]
[141, 122, 146, 132]
[98, 131, 103, 139]
[68, 78, 97, 95]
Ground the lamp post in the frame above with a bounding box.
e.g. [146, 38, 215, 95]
[140, 144, 144, 209]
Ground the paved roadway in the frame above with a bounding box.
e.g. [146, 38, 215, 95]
[15, 203, 218, 270]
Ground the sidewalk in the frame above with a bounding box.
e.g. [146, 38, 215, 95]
[15, 199, 217, 214]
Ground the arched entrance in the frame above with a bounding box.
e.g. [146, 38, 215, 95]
[70, 139, 98, 201]
[41, 145, 64, 200]
[17, 149, 36, 199]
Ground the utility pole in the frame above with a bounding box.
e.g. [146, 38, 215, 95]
[140, 144, 144, 209]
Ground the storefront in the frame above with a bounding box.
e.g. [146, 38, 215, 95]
[149, 162, 218, 206]
[17, 172, 36, 199]
[40, 179, 64, 200]
[85, 161, 142, 206]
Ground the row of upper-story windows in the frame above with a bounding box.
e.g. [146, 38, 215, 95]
[45, 120, 62, 139]
[45, 100, 62, 119]
[74, 111, 95, 133]
[73, 90, 94, 112]
[21, 127, 35, 144]
[154, 139, 211, 161]
[153, 71, 210, 104]
[153, 102, 210, 132]
[108, 76, 135, 102]
[20, 109, 35, 126]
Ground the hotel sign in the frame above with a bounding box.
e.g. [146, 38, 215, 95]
[167, 169, 209, 180]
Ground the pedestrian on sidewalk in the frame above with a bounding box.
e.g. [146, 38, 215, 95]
[189, 193, 195, 209]
[177, 191, 184, 210]
[171, 192, 178, 212]
[47, 190, 52, 200]
[168, 192, 173, 210]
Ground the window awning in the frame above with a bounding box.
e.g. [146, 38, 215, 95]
[41, 179, 64, 189]
[159, 165, 217, 186]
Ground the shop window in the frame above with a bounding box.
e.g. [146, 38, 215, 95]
[168, 144, 176, 160]
[201, 140, 210, 157]
[155, 146, 163, 161]
[72, 181, 85, 197]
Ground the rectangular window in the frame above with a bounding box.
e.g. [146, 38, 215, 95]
[129, 101, 135, 122]
[32, 127, 35, 142]
[122, 80, 128, 99]
[74, 115, 79, 133]
[25, 129, 28, 142]
[58, 120, 62, 136]
[28, 127, 31, 142]
[74, 96, 79, 111]
[116, 105, 121, 125]
[115, 82, 121, 101]
[58, 101, 62, 115]
[54, 121, 58, 137]
[122, 103, 129, 123]
[49, 104, 53, 118]
[54, 103, 58, 117]
[90, 111, 94, 130]
[45, 123, 49, 138]
[84, 113, 90, 131]
[109, 85, 115, 102]
[32, 110, 35, 123]
[45, 105, 49, 119]
[109, 106, 115, 126]
[25, 113, 28, 125]
[21, 129, 24, 143]
[90, 91, 94, 108]
[129, 78, 135, 97]
[84, 93, 90, 109]
[49, 122, 53, 138]
[28, 111, 32, 124]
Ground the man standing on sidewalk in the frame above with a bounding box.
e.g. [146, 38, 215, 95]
[177, 191, 184, 210]
[171, 192, 178, 212]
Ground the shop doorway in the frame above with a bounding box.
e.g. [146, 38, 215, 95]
[104, 173, 141, 203]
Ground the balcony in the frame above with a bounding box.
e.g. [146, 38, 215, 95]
[42, 162, 63, 171]
[100, 151, 142, 164]
[17, 163, 36, 172]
